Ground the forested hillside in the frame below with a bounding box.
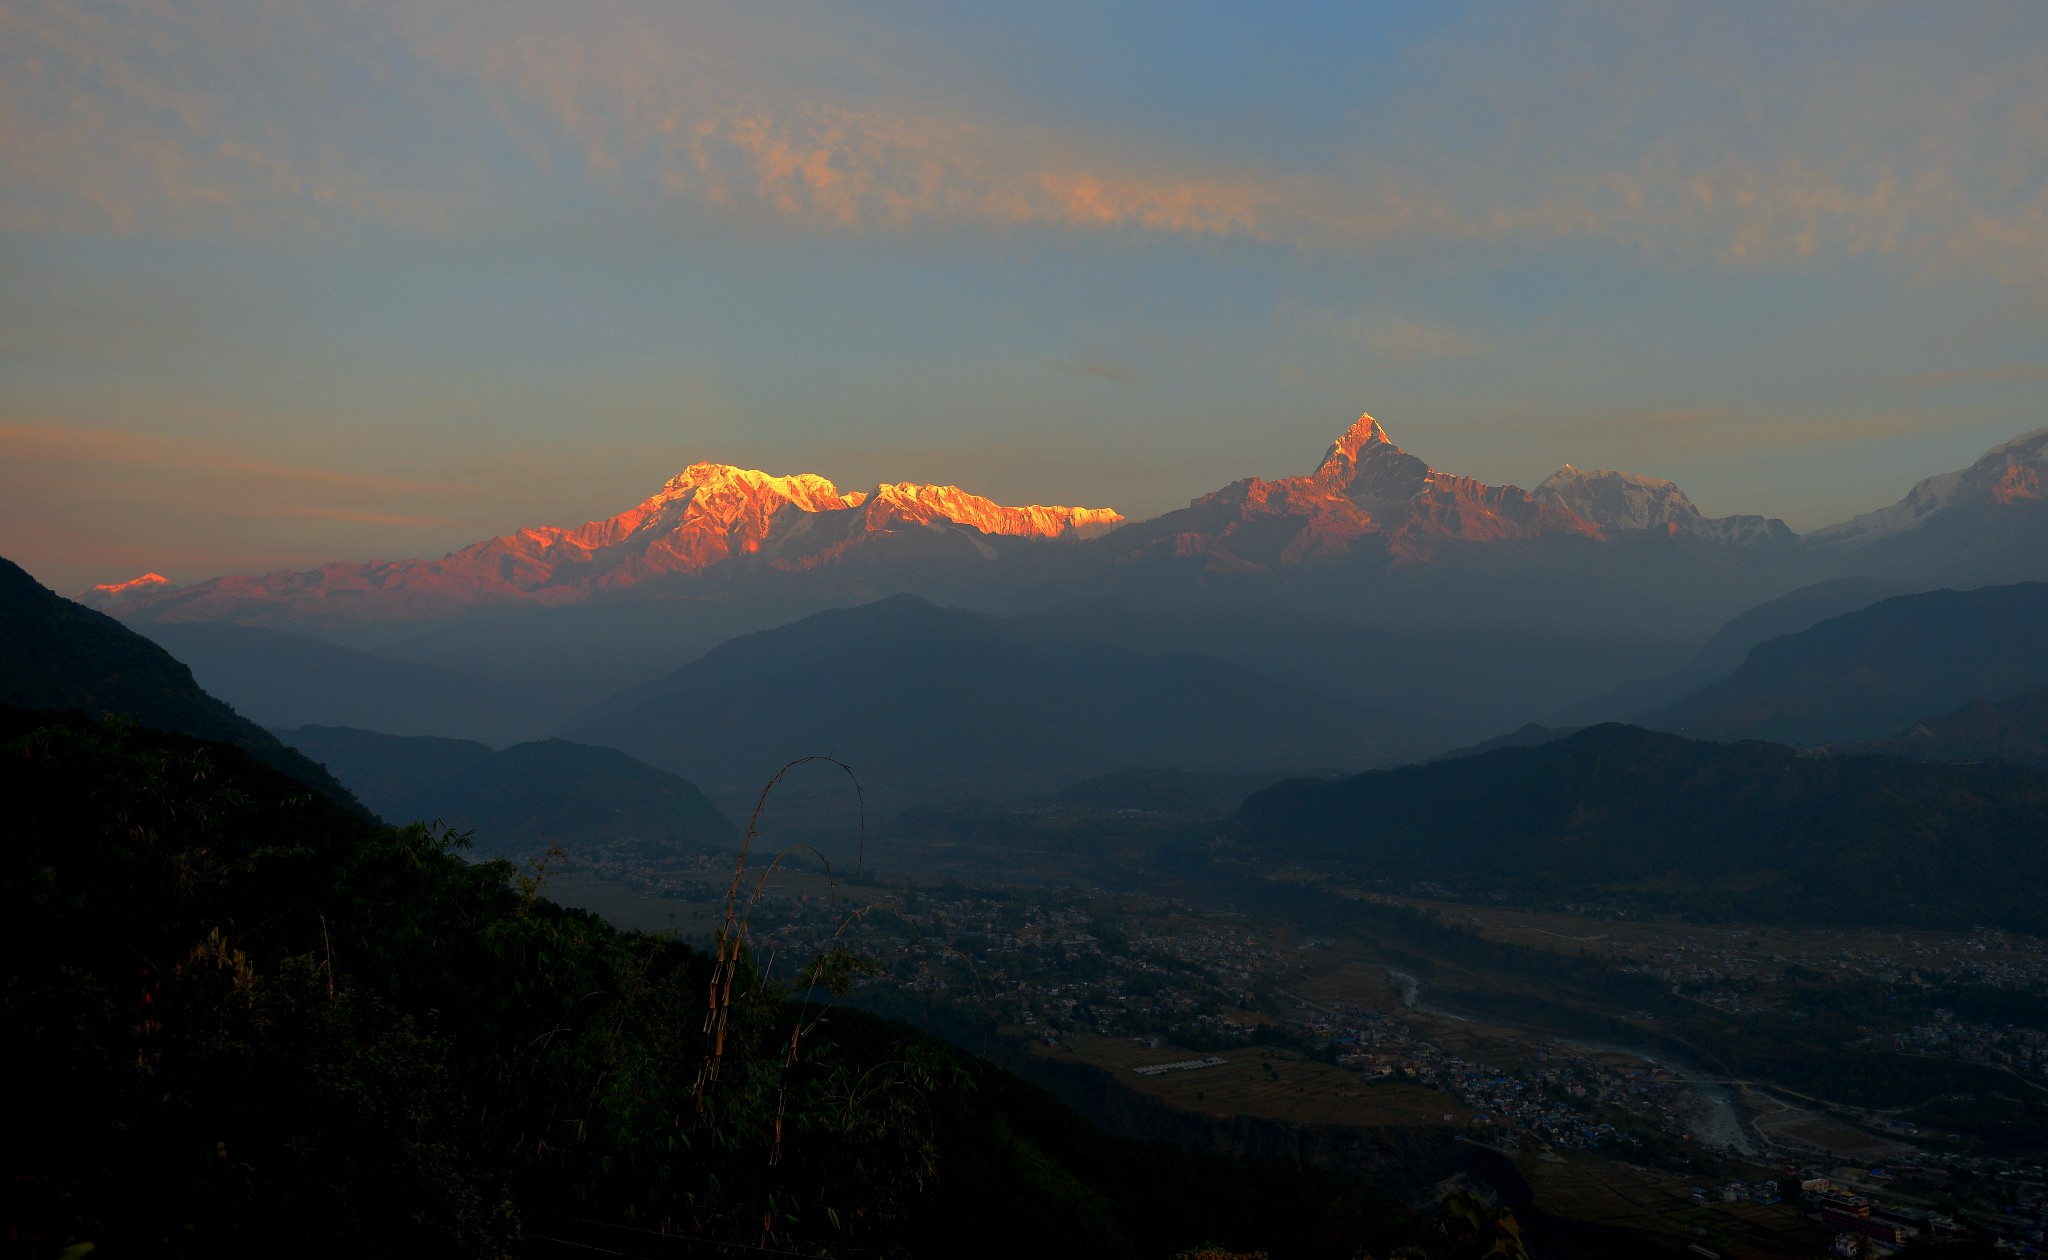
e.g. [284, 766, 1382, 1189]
[2, 707, 1447, 1258]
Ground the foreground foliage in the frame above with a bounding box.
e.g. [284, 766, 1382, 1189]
[2, 709, 966, 1255]
[2, 709, 1452, 1259]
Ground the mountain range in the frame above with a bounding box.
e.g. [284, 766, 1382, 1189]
[85, 416, 2045, 627]
[70, 412, 2048, 752]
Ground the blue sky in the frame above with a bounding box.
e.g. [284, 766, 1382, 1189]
[3, 0, 2045, 591]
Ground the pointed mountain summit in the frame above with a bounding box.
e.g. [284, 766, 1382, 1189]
[1534, 465, 1793, 546]
[81, 461, 1124, 625]
[1102, 412, 1598, 570]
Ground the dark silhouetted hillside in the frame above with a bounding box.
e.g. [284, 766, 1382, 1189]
[0, 555, 360, 808]
[1829, 685, 2048, 770]
[4, 706, 1440, 1258]
[1233, 723, 2048, 930]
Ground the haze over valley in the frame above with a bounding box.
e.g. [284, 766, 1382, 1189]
[7, 3, 2048, 1256]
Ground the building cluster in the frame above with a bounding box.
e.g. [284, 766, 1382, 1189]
[1856, 1009, 2048, 1081]
[585, 863, 2048, 1255]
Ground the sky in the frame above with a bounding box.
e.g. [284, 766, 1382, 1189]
[3, 0, 2045, 593]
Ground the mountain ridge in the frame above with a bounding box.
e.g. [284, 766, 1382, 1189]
[78, 416, 2048, 624]
[83, 461, 1125, 625]
[0, 555, 364, 810]
[1635, 581, 2048, 746]
[560, 592, 1444, 799]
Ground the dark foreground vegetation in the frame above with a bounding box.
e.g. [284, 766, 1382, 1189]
[3, 706, 1492, 1259]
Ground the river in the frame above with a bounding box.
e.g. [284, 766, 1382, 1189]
[1384, 967, 1758, 1155]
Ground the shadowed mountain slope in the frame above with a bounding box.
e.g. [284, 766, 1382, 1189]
[1232, 723, 2048, 930]
[1827, 685, 2048, 770]
[281, 725, 735, 857]
[565, 594, 1442, 799]
[0, 555, 360, 809]
[1635, 582, 2048, 746]
[1546, 574, 1925, 726]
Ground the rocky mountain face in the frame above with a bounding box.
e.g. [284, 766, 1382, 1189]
[1098, 416, 1601, 572]
[1533, 466, 1793, 546]
[1802, 427, 2048, 585]
[1809, 428, 2046, 548]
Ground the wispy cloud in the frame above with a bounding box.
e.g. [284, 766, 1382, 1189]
[0, 0, 447, 234]
[2, 0, 2043, 279]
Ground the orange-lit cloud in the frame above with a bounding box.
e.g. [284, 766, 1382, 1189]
[5, 1, 2042, 279]
[0, 0, 445, 235]
[0, 421, 480, 587]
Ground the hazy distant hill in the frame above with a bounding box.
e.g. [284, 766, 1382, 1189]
[1548, 575, 1924, 726]
[1828, 685, 2048, 770]
[281, 725, 735, 858]
[0, 555, 360, 808]
[1054, 766, 1291, 814]
[139, 622, 580, 743]
[1233, 723, 2048, 931]
[565, 594, 1442, 799]
[1635, 582, 2048, 746]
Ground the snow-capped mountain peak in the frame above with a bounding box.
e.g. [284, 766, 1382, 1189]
[1534, 465, 1701, 531]
[1533, 463, 1795, 546]
[1809, 426, 2047, 546]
